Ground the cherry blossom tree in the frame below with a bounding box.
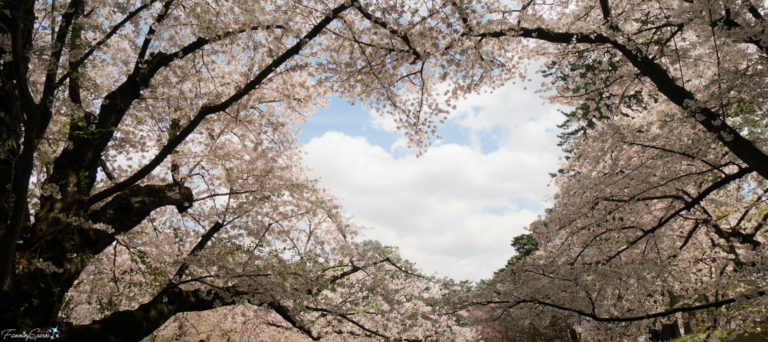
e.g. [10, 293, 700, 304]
[0, 0, 489, 340]
[448, 0, 768, 339]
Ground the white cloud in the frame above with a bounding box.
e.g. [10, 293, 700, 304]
[302, 82, 564, 281]
[451, 82, 563, 151]
[388, 137, 409, 154]
[369, 109, 399, 133]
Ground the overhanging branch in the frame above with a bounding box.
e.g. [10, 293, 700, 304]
[59, 286, 252, 342]
[463, 289, 766, 323]
[476, 26, 768, 179]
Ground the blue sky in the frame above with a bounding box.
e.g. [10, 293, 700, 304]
[298, 99, 398, 147]
[299, 98, 516, 156]
[299, 82, 564, 281]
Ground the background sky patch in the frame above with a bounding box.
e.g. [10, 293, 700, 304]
[300, 82, 565, 281]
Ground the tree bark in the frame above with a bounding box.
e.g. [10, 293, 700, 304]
[59, 287, 249, 342]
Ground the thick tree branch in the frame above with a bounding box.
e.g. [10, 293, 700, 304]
[4, 0, 36, 114]
[135, 0, 175, 66]
[52, 23, 282, 201]
[599, 0, 612, 22]
[718, 7, 768, 56]
[40, 0, 82, 109]
[38, 23, 287, 235]
[477, 26, 768, 180]
[0, 0, 36, 292]
[59, 286, 252, 342]
[4, 0, 85, 287]
[745, 1, 764, 22]
[67, 6, 84, 106]
[351, 0, 422, 62]
[77, 183, 193, 255]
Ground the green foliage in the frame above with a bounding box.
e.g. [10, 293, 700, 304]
[511, 234, 538, 258]
[542, 52, 651, 156]
[506, 233, 538, 266]
[666, 329, 768, 342]
[382, 245, 396, 255]
[454, 317, 468, 328]
[493, 234, 539, 276]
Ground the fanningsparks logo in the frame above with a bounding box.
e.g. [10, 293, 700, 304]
[1, 327, 59, 341]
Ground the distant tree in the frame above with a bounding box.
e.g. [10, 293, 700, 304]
[491, 233, 539, 278]
[508, 234, 539, 265]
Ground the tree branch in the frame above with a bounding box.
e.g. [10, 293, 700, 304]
[516, 290, 763, 322]
[606, 167, 754, 261]
[168, 221, 223, 285]
[0, 0, 37, 292]
[327, 257, 425, 285]
[135, 0, 175, 67]
[46, 23, 285, 212]
[624, 141, 719, 170]
[717, 7, 768, 56]
[707, 219, 761, 248]
[745, 1, 765, 22]
[54, 1, 157, 89]
[39, 0, 82, 110]
[307, 306, 424, 342]
[268, 301, 321, 341]
[351, 0, 422, 62]
[59, 286, 252, 342]
[599, 0, 612, 22]
[79, 183, 193, 255]
[477, 26, 768, 180]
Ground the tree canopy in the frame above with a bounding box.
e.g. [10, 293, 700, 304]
[460, 0, 768, 340]
[3, 0, 768, 340]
